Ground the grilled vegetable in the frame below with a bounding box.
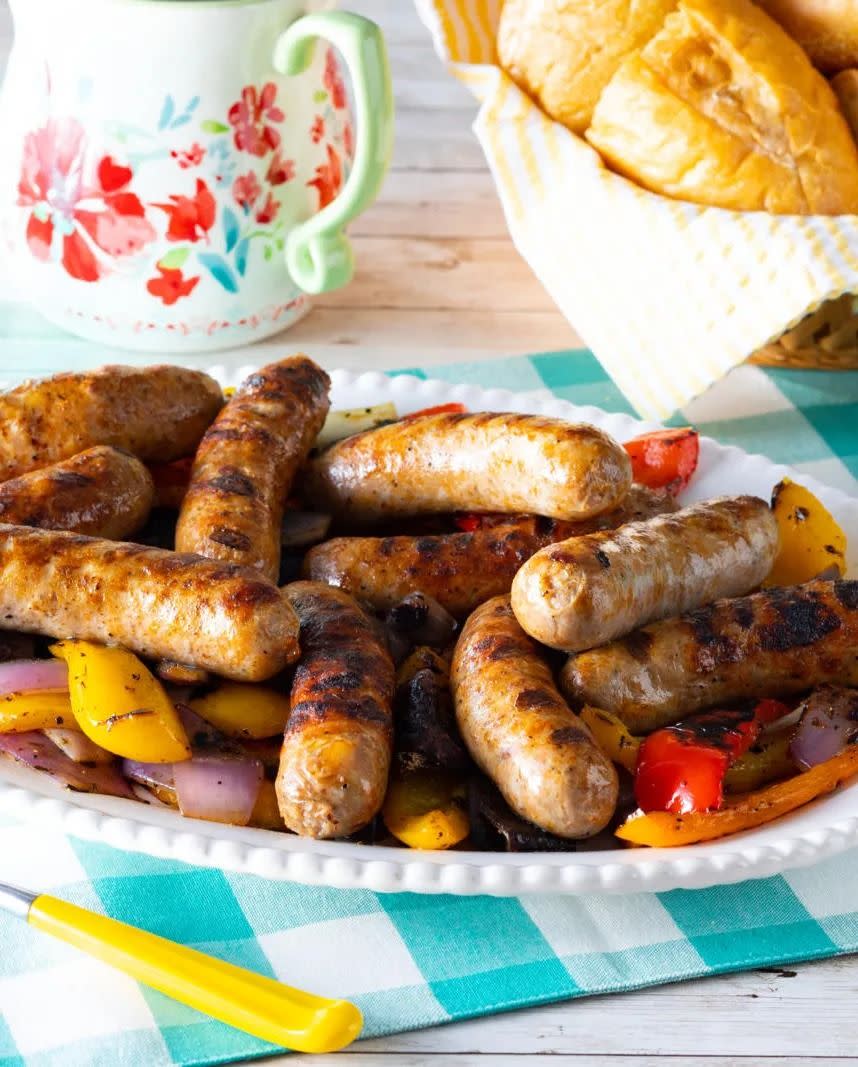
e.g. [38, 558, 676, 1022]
[616, 745, 858, 846]
[316, 402, 398, 450]
[382, 769, 469, 849]
[791, 687, 858, 770]
[191, 684, 292, 741]
[765, 479, 847, 587]
[623, 428, 699, 495]
[467, 776, 577, 852]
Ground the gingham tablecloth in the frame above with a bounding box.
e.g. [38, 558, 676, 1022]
[0, 313, 858, 1066]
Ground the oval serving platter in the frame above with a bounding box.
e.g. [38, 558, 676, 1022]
[0, 365, 856, 897]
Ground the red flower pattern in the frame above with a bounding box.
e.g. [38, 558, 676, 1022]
[233, 171, 261, 211]
[266, 150, 295, 186]
[17, 118, 156, 283]
[343, 121, 355, 161]
[228, 83, 284, 157]
[308, 144, 343, 210]
[324, 49, 347, 109]
[154, 178, 216, 242]
[310, 116, 325, 144]
[171, 143, 205, 169]
[255, 192, 279, 225]
[146, 264, 200, 305]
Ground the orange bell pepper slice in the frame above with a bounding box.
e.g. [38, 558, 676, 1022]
[616, 744, 858, 847]
[624, 428, 700, 495]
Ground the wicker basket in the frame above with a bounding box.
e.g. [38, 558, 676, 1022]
[752, 293, 858, 369]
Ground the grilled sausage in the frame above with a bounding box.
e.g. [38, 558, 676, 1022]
[306, 412, 632, 523]
[0, 525, 299, 681]
[0, 365, 223, 481]
[277, 582, 395, 838]
[0, 446, 154, 539]
[561, 579, 858, 733]
[512, 496, 779, 652]
[451, 596, 618, 838]
[175, 357, 330, 580]
[304, 485, 678, 618]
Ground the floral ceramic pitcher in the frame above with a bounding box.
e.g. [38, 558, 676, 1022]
[0, 0, 393, 351]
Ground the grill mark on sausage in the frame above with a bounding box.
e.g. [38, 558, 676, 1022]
[550, 725, 591, 745]
[835, 581, 858, 611]
[49, 471, 93, 488]
[757, 589, 841, 652]
[203, 425, 280, 449]
[472, 634, 521, 661]
[594, 548, 611, 569]
[209, 527, 252, 551]
[204, 470, 257, 497]
[286, 698, 390, 731]
[223, 581, 282, 610]
[619, 628, 654, 662]
[515, 688, 559, 709]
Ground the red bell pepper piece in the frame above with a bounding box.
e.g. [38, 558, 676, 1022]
[634, 700, 792, 815]
[624, 428, 700, 496]
[404, 402, 468, 419]
[454, 514, 483, 532]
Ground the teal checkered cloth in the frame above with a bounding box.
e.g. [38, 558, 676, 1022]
[0, 306, 857, 1066]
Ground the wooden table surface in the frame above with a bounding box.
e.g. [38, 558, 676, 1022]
[1, 2, 856, 1065]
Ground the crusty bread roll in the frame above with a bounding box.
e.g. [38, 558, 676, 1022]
[832, 70, 858, 143]
[496, 0, 677, 134]
[757, 0, 858, 72]
[585, 0, 858, 215]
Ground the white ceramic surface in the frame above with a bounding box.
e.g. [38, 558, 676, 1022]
[0, 0, 374, 350]
[0, 367, 856, 896]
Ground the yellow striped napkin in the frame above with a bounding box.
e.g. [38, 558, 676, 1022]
[414, 0, 858, 419]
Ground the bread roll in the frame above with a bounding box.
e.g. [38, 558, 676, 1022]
[496, 0, 677, 134]
[585, 0, 858, 215]
[832, 70, 858, 143]
[757, 0, 858, 72]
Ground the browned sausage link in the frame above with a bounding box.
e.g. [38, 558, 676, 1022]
[561, 579, 858, 733]
[0, 365, 223, 480]
[175, 356, 330, 580]
[451, 596, 618, 838]
[0, 525, 299, 681]
[306, 412, 633, 523]
[0, 447, 155, 539]
[277, 581, 394, 839]
[304, 485, 678, 618]
[512, 496, 779, 652]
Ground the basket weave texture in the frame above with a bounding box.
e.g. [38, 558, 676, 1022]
[753, 294, 858, 369]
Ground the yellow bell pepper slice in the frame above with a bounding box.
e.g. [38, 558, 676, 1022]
[0, 690, 78, 733]
[616, 744, 858, 847]
[580, 706, 640, 773]
[51, 641, 191, 764]
[250, 779, 285, 830]
[764, 478, 847, 587]
[382, 769, 469, 850]
[190, 684, 292, 740]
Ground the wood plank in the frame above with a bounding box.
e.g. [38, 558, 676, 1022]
[284, 1058, 849, 1067]
[351, 172, 509, 240]
[288, 307, 579, 351]
[317, 237, 556, 313]
[391, 108, 487, 172]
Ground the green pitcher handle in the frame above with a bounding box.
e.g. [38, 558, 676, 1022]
[273, 12, 393, 294]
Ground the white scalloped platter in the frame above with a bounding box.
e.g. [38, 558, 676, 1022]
[1, 366, 857, 897]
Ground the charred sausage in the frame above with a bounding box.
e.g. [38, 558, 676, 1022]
[0, 525, 299, 681]
[0, 365, 223, 480]
[0, 446, 154, 539]
[305, 412, 632, 523]
[304, 485, 678, 618]
[561, 579, 858, 733]
[451, 596, 618, 838]
[175, 357, 330, 580]
[512, 496, 778, 652]
[277, 582, 395, 838]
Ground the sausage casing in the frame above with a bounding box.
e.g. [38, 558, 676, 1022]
[451, 596, 618, 838]
[306, 412, 633, 523]
[561, 579, 858, 732]
[304, 485, 678, 618]
[175, 357, 330, 580]
[0, 525, 299, 681]
[0, 446, 154, 539]
[511, 496, 779, 652]
[277, 581, 395, 838]
[0, 365, 223, 480]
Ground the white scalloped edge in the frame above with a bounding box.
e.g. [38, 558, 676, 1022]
[0, 365, 856, 896]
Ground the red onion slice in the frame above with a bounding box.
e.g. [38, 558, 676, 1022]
[173, 755, 263, 826]
[44, 728, 114, 765]
[0, 659, 68, 697]
[0, 732, 134, 798]
[790, 687, 858, 770]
